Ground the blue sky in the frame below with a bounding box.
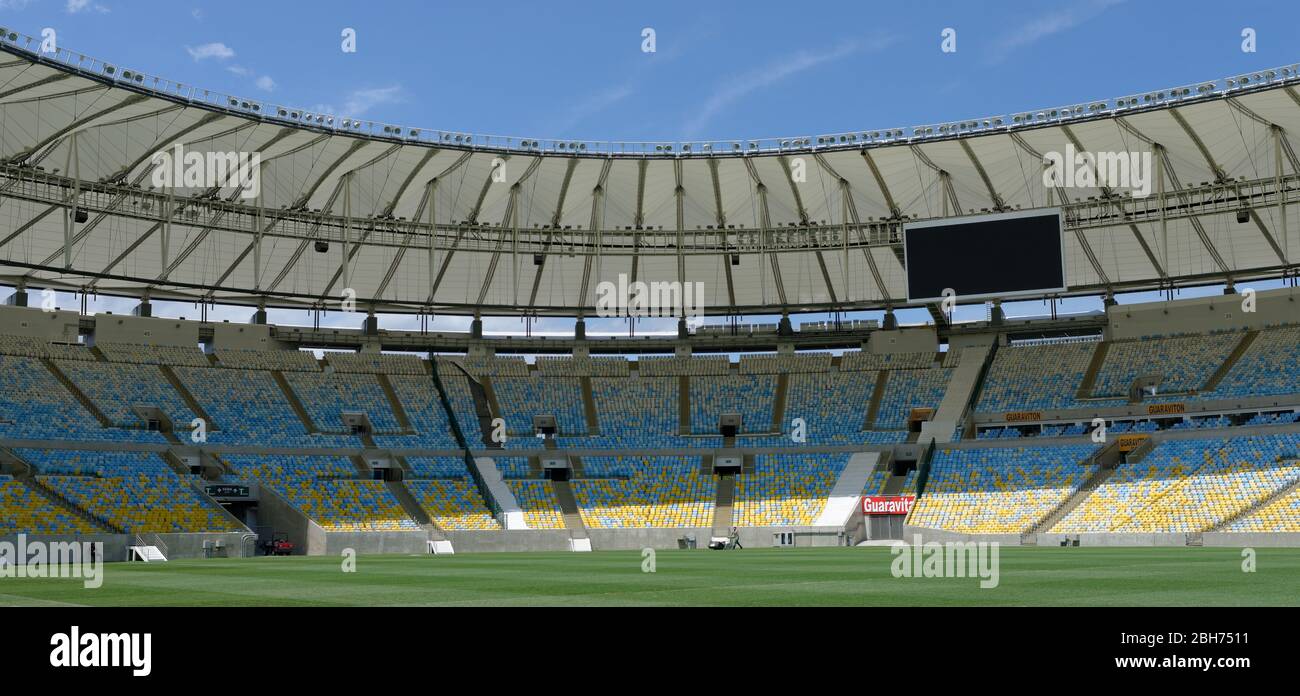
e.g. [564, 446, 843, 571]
[0, 0, 1296, 337]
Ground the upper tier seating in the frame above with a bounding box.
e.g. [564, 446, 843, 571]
[732, 454, 845, 526]
[690, 375, 776, 434]
[285, 372, 403, 432]
[874, 368, 952, 429]
[536, 356, 630, 377]
[1091, 332, 1242, 397]
[372, 376, 460, 449]
[491, 376, 587, 435]
[0, 335, 97, 361]
[326, 352, 427, 375]
[94, 342, 211, 367]
[976, 341, 1099, 413]
[784, 372, 877, 444]
[908, 444, 1098, 534]
[737, 353, 833, 374]
[175, 367, 355, 447]
[457, 356, 530, 377]
[1208, 325, 1300, 399]
[591, 376, 681, 448]
[0, 354, 161, 443]
[637, 356, 730, 376]
[56, 361, 197, 429]
[840, 351, 935, 371]
[214, 349, 319, 372]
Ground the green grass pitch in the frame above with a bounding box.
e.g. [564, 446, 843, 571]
[1, 547, 1296, 607]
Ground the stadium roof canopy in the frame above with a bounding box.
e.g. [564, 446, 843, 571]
[0, 28, 1298, 319]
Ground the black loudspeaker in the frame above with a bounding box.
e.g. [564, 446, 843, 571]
[730, 254, 740, 266]
[314, 240, 330, 253]
[1237, 209, 1250, 224]
[533, 254, 544, 266]
[73, 209, 89, 224]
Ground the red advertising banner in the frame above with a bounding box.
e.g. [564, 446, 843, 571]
[862, 496, 915, 516]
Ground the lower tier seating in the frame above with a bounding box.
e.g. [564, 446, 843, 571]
[908, 445, 1098, 534]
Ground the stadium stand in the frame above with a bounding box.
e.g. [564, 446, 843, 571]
[55, 361, 197, 430]
[0, 475, 99, 534]
[571, 457, 715, 528]
[404, 478, 500, 530]
[1090, 332, 1242, 397]
[784, 372, 878, 444]
[873, 368, 952, 429]
[909, 445, 1097, 533]
[732, 454, 845, 526]
[1053, 435, 1300, 533]
[690, 375, 775, 434]
[284, 372, 403, 432]
[21, 450, 237, 533]
[508, 479, 566, 529]
[976, 340, 1100, 412]
[223, 455, 419, 531]
[94, 342, 211, 367]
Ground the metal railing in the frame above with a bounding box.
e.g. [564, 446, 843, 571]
[1, 26, 1298, 158]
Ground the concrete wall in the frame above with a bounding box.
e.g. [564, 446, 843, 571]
[319, 531, 429, 556]
[0, 532, 255, 562]
[1204, 532, 1300, 547]
[868, 327, 938, 355]
[92, 314, 200, 348]
[1106, 286, 1300, 340]
[210, 322, 278, 351]
[1036, 533, 1190, 547]
[0, 305, 81, 341]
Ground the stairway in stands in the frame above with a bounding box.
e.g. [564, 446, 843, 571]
[159, 365, 219, 433]
[271, 371, 318, 433]
[384, 480, 448, 541]
[580, 377, 601, 435]
[1029, 443, 1124, 537]
[41, 359, 112, 427]
[812, 452, 879, 526]
[1075, 341, 1110, 399]
[1201, 330, 1260, 393]
[550, 479, 589, 544]
[375, 373, 414, 433]
[711, 475, 736, 538]
[1209, 465, 1300, 532]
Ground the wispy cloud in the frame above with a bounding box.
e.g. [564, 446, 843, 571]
[552, 84, 635, 135]
[312, 85, 405, 119]
[66, 0, 109, 14]
[186, 42, 234, 61]
[254, 75, 276, 92]
[987, 0, 1126, 64]
[681, 37, 887, 139]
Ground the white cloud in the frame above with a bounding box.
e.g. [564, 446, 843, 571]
[66, 0, 109, 13]
[185, 42, 234, 61]
[340, 85, 404, 117]
[681, 38, 883, 138]
[225, 65, 250, 76]
[552, 84, 634, 134]
[988, 0, 1126, 64]
[255, 75, 276, 92]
